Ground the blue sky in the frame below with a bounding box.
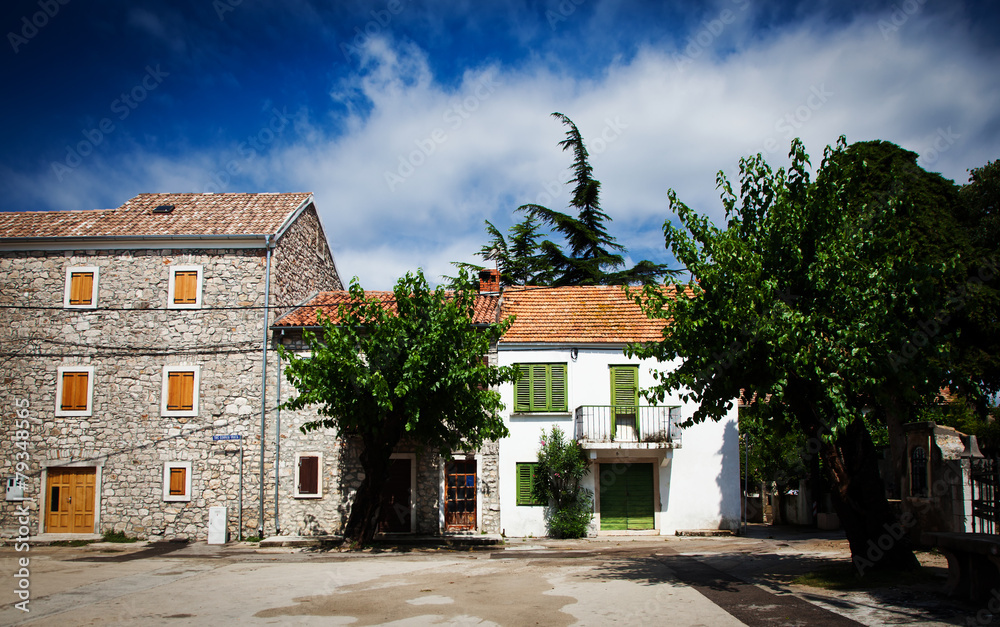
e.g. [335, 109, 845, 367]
[3, 0, 999, 289]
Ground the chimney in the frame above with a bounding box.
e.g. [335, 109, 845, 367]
[478, 268, 500, 294]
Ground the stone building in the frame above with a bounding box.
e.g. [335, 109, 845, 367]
[0, 192, 341, 541]
[269, 285, 503, 536]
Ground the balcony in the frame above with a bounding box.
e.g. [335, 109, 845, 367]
[574, 405, 683, 450]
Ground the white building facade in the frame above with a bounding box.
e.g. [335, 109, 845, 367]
[496, 286, 741, 537]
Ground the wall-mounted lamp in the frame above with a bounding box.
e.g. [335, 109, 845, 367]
[570, 348, 578, 361]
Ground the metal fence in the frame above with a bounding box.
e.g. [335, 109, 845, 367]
[971, 457, 1000, 534]
[574, 405, 682, 446]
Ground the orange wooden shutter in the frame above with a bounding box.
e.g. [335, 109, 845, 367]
[167, 372, 195, 411]
[69, 272, 94, 305]
[61, 372, 89, 411]
[169, 467, 186, 495]
[173, 271, 198, 304]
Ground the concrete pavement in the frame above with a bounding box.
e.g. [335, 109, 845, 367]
[0, 529, 982, 626]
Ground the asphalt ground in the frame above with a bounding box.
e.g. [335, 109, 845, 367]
[0, 526, 993, 626]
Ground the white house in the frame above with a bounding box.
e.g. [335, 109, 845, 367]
[496, 285, 741, 537]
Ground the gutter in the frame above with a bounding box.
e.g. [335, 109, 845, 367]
[258, 234, 274, 539]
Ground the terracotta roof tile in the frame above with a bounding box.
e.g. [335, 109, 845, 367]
[0, 192, 312, 239]
[274, 291, 500, 327]
[500, 285, 676, 344]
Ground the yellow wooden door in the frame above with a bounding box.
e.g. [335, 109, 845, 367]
[46, 468, 96, 533]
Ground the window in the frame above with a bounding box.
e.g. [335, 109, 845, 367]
[516, 462, 544, 506]
[514, 363, 567, 413]
[911, 447, 928, 497]
[64, 266, 99, 309]
[167, 265, 203, 309]
[295, 453, 322, 498]
[55, 366, 95, 417]
[161, 365, 200, 417]
[163, 462, 192, 502]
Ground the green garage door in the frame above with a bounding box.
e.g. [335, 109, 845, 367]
[599, 463, 654, 530]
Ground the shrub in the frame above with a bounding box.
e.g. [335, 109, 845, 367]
[534, 426, 593, 538]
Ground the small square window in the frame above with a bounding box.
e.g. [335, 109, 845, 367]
[167, 266, 203, 309]
[163, 462, 192, 502]
[64, 266, 99, 309]
[294, 453, 322, 498]
[55, 366, 95, 417]
[161, 365, 200, 417]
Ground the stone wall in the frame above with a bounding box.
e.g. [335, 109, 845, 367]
[0, 212, 340, 541]
[272, 204, 342, 317]
[271, 330, 501, 536]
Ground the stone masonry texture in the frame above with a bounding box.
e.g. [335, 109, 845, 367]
[0, 207, 340, 541]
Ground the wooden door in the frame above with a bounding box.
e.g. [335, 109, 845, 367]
[444, 459, 477, 530]
[378, 458, 412, 533]
[46, 468, 96, 533]
[599, 463, 654, 530]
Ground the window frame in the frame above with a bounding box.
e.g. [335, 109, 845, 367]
[163, 461, 192, 502]
[294, 452, 323, 498]
[55, 366, 95, 417]
[160, 365, 200, 417]
[63, 266, 99, 309]
[513, 363, 568, 413]
[167, 265, 203, 309]
[516, 462, 544, 506]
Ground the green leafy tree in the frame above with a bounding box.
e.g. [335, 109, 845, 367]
[533, 426, 593, 538]
[952, 159, 1000, 411]
[628, 137, 989, 573]
[278, 269, 519, 544]
[456, 214, 553, 286]
[459, 113, 673, 288]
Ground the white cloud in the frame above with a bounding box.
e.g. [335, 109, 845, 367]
[8, 7, 998, 290]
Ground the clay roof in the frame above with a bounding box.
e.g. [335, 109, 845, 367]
[0, 192, 312, 239]
[274, 291, 500, 327]
[500, 285, 674, 344]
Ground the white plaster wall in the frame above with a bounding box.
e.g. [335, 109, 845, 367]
[497, 345, 740, 537]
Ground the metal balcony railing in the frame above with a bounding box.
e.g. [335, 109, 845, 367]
[574, 405, 683, 447]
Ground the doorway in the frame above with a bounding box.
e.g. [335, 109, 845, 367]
[444, 459, 477, 530]
[45, 467, 96, 533]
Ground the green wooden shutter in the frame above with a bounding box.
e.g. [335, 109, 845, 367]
[531, 364, 548, 411]
[515, 369, 531, 412]
[516, 462, 539, 505]
[515, 364, 568, 412]
[611, 366, 638, 436]
[549, 364, 567, 411]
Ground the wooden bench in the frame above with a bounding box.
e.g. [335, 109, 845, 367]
[922, 531, 1000, 601]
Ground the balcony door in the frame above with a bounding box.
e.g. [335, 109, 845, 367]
[610, 365, 639, 440]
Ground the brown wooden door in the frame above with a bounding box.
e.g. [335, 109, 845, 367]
[445, 459, 477, 530]
[46, 468, 96, 533]
[377, 458, 412, 533]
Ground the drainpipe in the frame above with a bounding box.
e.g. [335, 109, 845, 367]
[259, 234, 273, 539]
[274, 328, 283, 536]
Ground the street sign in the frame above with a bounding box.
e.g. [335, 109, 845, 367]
[212, 434, 242, 441]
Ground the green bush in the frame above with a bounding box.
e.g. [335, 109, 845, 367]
[534, 426, 593, 538]
[101, 530, 139, 543]
[547, 493, 594, 538]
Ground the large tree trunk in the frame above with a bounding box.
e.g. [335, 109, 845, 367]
[821, 417, 919, 574]
[788, 381, 919, 574]
[343, 417, 404, 545]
